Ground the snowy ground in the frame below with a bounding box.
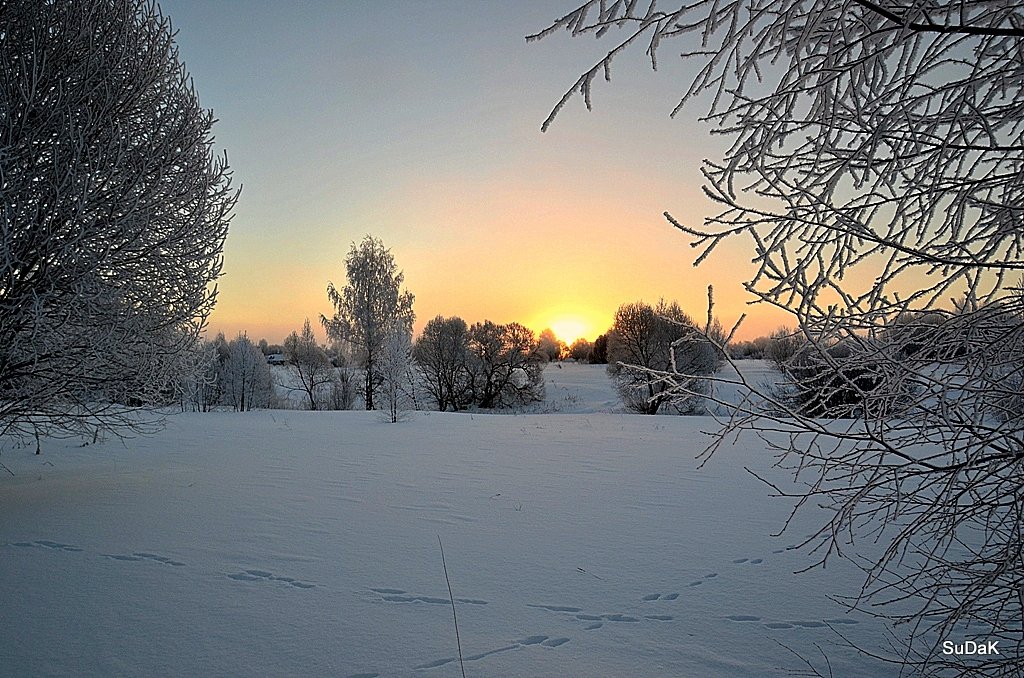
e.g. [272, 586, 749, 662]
[0, 363, 890, 677]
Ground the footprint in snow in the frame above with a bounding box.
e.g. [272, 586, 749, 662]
[372, 587, 487, 605]
[104, 552, 185, 567]
[11, 540, 83, 552]
[527, 603, 582, 612]
[531, 605, 641, 625]
[643, 592, 681, 601]
[732, 557, 763, 565]
[414, 634, 571, 670]
[227, 569, 314, 589]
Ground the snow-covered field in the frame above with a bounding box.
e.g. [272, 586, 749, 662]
[1, 363, 888, 677]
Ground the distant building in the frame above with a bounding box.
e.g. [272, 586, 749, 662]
[266, 353, 288, 366]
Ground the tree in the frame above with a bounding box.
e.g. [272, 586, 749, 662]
[413, 315, 474, 412]
[467, 321, 546, 409]
[283, 319, 333, 410]
[764, 327, 802, 373]
[321, 236, 415, 411]
[588, 333, 609, 364]
[378, 323, 414, 423]
[536, 328, 566, 362]
[535, 1, 1024, 672]
[606, 300, 717, 414]
[568, 337, 593, 362]
[0, 0, 236, 443]
[219, 334, 273, 412]
[177, 340, 220, 413]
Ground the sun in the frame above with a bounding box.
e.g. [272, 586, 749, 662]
[549, 318, 589, 345]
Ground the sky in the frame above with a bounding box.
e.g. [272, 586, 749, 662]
[159, 0, 790, 345]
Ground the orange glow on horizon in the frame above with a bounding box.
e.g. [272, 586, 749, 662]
[204, 169, 793, 346]
[546, 317, 589, 345]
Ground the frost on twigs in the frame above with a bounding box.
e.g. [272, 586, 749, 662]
[0, 0, 236, 444]
[534, 1, 1024, 673]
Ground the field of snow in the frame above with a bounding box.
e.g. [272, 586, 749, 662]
[0, 363, 890, 676]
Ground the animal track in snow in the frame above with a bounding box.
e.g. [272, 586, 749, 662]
[105, 552, 185, 567]
[226, 569, 314, 589]
[372, 587, 487, 605]
[413, 634, 571, 670]
[732, 556, 763, 565]
[642, 592, 680, 601]
[531, 603, 650, 626]
[527, 603, 582, 612]
[11, 540, 83, 552]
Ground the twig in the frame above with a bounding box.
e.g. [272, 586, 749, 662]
[0, 460, 14, 477]
[438, 535, 467, 678]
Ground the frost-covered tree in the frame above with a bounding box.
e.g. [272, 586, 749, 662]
[467, 321, 545, 409]
[322, 236, 415, 411]
[606, 300, 717, 414]
[764, 327, 802, 373]
[219, 334, 273, 412]
[568, 338, 593, 362]
[0, 0, 235, 443]
[378, 323, 414, 423]
[413, 315, 474, 412]
[589, 333, 609, 364]
[535, 1, 1024, 672]
[536, 329, 565, 362]
[283, 319, 333, 411]
[177, 340, 220, 413]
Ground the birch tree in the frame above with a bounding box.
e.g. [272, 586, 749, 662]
[534, 1, 1024, 673]
[321, 236, 415, 411]
[283, 319, 333, 410]
[378, 323, 414, 423]
[0, 0, 236, 442]
[219, 334, 273, 412]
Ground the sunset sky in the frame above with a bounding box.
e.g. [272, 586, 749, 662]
[160, 0, 790, 345]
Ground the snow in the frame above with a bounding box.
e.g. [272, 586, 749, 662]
[0, 363, 889, 676]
